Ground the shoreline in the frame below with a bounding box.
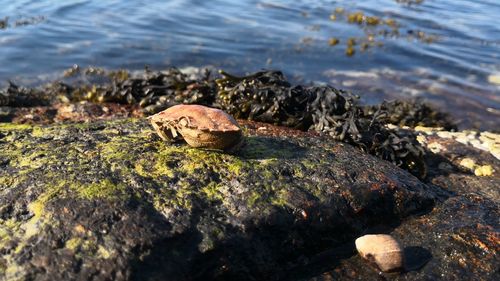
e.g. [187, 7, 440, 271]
[1, 66, 499, 131]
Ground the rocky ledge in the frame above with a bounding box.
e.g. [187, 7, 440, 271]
[0, 118, 498, 281]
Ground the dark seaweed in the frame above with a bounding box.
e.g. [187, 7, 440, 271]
[65, 68, 216, 114]
[363, 100, 457, 131]
[216, 70, 312, 129]
[0, 81, 50, 107]
[216, 70, 427, 178]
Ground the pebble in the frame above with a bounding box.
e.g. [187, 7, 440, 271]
[416, 134, 427, 144]
[474, 165, 494, 177]
[413, 127, 500, 160]
[459, 158, 476, 170]
[459, 158, 495, 176]
[415, 125, 442, 132]
[427, 142, 444, 153]
[355, 234, 404, 272]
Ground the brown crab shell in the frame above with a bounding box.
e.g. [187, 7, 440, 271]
[148, 104, 243, 151]
[355, 234, 404, 272]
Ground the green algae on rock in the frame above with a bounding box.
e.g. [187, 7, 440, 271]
[0, 118, 436, 280]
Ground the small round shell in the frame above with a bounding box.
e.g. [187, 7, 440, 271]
[355, 234, 404, 272]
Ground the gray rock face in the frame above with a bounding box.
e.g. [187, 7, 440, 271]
[0, 119, 497, 281]
[294, 128, 500, 281]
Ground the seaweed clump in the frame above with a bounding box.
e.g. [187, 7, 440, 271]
[363, 100, 457, 131]
[215, 70, 427, 178]
[0, 81, 50, 107]
[61, 67, 216, 114]
[215, 70, 312, 129]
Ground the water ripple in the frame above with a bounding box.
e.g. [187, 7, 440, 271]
[0, 0, 498, 128]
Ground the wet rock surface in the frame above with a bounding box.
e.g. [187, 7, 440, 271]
[0, 118, 498, 281]
[294, 128, 500, 281]
[302, 192, 499, 281]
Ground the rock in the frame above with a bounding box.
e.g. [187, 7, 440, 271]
[0, 118, 499, 281]
[459, 158, 476, 170]
[0, 118, 434, 281]
[295, 125, 499, 281]
[355, 234, 404, 272]
[416, 128, 500, 161]
[304, 191, 499, 281]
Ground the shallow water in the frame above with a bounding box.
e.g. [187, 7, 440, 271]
[1, 0, 499, 129]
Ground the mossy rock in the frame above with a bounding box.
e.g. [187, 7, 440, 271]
[0, 119, 436, 280]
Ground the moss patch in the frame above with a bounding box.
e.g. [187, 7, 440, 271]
[74, 179, 127, 200]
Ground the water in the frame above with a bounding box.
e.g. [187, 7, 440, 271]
[1, 0, 499, 129]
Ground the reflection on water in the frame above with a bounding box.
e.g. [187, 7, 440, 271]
[0, 0, 499, 129]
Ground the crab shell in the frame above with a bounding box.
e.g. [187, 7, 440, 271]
[355, 234, 404, 272]
[148, 104, 244, 151]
